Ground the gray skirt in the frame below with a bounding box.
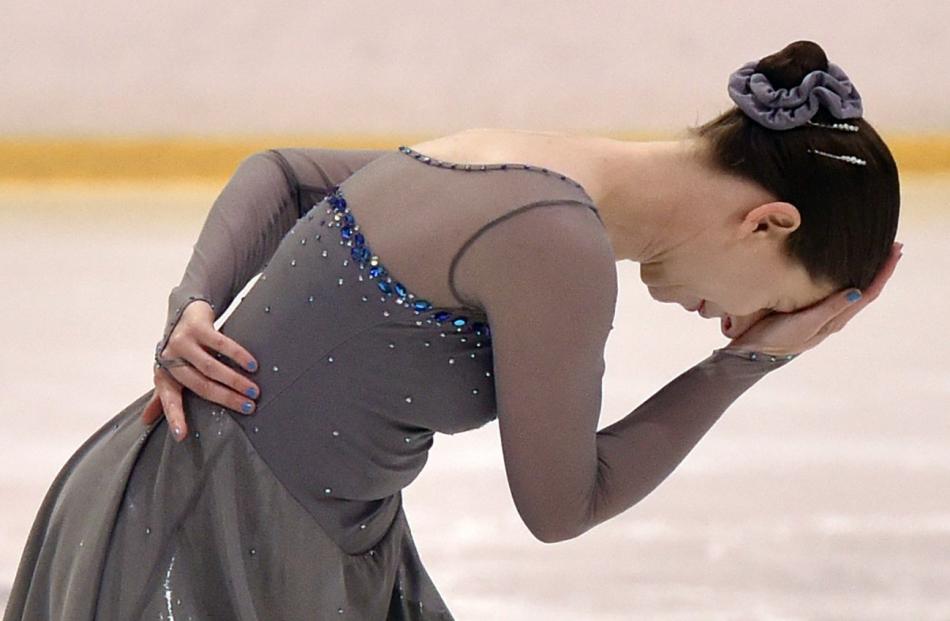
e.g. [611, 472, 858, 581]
[3, 388, 454, 620]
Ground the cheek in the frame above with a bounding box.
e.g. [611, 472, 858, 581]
[704, 279, 771, 318]
[717, 294, 770, 318]
[716, 264, 775, 313]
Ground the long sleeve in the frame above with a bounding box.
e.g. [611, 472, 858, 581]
[458, 200, 795, 544]
[155, 147, 389, 358]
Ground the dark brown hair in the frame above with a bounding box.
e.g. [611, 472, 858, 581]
[686, 40, 900, 292]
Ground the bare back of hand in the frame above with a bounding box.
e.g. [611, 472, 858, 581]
[726, 241, 903, 356]
[142, 301, 261, 442]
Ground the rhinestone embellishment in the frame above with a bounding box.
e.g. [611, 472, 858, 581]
[397, 144, 592, 200]
[715, 348, 797, 362]
[322, 185, 493, 338]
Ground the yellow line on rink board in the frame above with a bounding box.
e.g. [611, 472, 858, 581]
[0, 132, 948, 182]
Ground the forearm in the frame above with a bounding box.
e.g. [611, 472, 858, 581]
[574, 348, 796, 539]
[156, 150, 299, 357]
[154, 146, 391, 358]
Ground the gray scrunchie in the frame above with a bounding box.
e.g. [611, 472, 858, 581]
[728, 59, 863, 130]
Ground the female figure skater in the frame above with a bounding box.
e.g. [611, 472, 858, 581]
[4, 40, 901, 620]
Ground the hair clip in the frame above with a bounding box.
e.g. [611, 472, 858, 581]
[806, 120, 860, 132]
[806, 148, 867, 166]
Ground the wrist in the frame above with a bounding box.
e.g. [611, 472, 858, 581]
[714, 347, 800, 363]
[157, 290, 216, 356]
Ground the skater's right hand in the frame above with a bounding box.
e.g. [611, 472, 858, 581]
[141, 301, 260, 442]
[724, 241, 903, 356]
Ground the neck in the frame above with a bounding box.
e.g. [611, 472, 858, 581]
[576, 135, 753, 264]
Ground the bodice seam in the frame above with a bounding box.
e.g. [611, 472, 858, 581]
[447, 198, 604, 309]
[252, 316, 394, 412]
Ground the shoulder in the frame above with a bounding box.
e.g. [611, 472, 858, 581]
[462, 200, 617, 317]
[264, 147, 393, 188]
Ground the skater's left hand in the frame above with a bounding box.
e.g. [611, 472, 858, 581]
[142, 301, 260, 441]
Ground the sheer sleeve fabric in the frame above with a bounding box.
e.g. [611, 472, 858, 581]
[462, 201, 796, 544]
[457, 201, 619, 543]
[154, 147, 388, 359]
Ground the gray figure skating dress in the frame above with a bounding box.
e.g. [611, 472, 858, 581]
[4, 145, 795, 620]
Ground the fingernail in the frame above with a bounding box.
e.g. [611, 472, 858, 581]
[246, 386, 258, 399]
[242, 401, 254, 414]
[846, 290, 862, 303]
[247, 360, 257, 371]
[174, 425, 182, 438]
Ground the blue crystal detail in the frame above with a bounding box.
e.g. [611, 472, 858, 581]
[352, 246, 371, 262]
[328, 194, 346, 211]
[329, 185, 492, 337]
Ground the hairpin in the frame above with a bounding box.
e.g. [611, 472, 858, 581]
[806, 148, 867, 166]
[806, 120, 860, 132]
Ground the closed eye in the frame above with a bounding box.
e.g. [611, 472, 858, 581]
[777, 299, 807, 313]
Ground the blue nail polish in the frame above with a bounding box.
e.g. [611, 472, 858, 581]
[247, 360, 257, 371]
[242, 401, 253, 413]
[847, 290, 862, 303]
[246, 386, 258, 399]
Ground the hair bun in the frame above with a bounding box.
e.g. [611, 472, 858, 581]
[727, 40, 863, 130]
[756, 40, 829, 89]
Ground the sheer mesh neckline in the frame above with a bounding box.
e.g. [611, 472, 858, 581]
[397, 145, 597, 208]
[320, 185, 490, 321]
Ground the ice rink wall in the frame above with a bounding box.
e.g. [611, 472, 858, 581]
[1, 0, 948, 180]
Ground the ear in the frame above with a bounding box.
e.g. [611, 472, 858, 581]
[738, 201, 801, 239]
